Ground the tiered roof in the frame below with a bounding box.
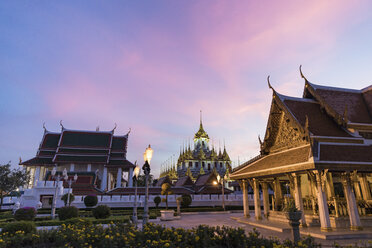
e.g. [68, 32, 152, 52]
[21, 126, 134, 169]
[231, 70, 372, 180]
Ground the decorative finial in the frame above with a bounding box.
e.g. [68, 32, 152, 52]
[267, 75, 273, 90]
[200, 110, 202, 126]
[59, 120, 64, 130]
[96, 126, 100, 132]
[258, 135, 263, 146]
[19, 157, 22, 164]
[343, 105, 348, 123]
[42, 122, 47, 132]
[299, 65, 307, 80]
[126, 128, 131, 136]
[112, 123, 117, 132]
[305, 115, 309, 131]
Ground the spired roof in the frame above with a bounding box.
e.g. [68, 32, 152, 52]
[304, 82, 372, 124]
[280, 96, 353, 137]
[194, 111, 209, 139]
[174, 176, 194, 187]
[40, 133, 60, 149]
[194, 172, 217, 187]
[59, 130, 112, 148]
[21, 126, 133, 168]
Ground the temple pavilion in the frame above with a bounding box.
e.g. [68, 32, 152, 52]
[231, 69, 372, 231]
[20, 123, 135, 195]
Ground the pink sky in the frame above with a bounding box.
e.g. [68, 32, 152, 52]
[1, 1, 372, 177]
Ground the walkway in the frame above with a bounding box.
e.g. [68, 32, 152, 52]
[152, 212, 372, 247]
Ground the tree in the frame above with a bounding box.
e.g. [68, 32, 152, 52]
[161, 183, 173, 210]
[0, 163, 30, 209]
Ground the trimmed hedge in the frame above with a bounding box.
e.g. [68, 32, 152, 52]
[84, 195, 98, 207]
[92, 205, 111, 219]
[181, 194, 192, 208]
[1, 221, 36, 235]
[14, 207, 36, 221]
[58, 206, 79, 220]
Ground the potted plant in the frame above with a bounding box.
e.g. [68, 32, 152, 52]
[160, 183, 174, 221]
[283, 199, 301, 243]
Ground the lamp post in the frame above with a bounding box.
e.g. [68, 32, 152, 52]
[51, 167, 67, 219]
[64, 173, 78, 206]
[216, 174, 228, 211]
[132, 164, 140, 226]
[142, 145, 153, 228]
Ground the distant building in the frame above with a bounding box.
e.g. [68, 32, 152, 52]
[20, 124, 135, 195]
[160, 113, 232, 181]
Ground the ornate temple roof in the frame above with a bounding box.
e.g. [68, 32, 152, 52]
[194, 121, 209, 139]
[21, 125, 134, 169]
[231, 71, 372, 180]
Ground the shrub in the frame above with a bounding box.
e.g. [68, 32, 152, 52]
[64, 217, 92, 226]
[61, 193, 75, 206]
[181, 194, 192, 208]
[84, 195, 98, 207]
[14, 207, 36, 221]
[92, 205, 111, 219]
[58, 206, 79, 220]
[2, 221, 36, 234]
[154, 196, 161, 208]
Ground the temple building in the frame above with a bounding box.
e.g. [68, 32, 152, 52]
[20, 123, 135, 195]
[231, 69, 372, 231]
[160, 113, 232, 181]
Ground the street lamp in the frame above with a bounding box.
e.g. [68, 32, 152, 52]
[132, 164, 140, 226]
[50, 166, 66, 219]
[64, 173, 78, 206]
[142, 144, 153, 228]
[216, 174, 228, 211]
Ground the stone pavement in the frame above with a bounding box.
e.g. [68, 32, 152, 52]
[150, 212, 372, 247]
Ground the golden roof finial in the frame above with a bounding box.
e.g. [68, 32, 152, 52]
[267, 75, 273, 90]
[299, 65, 308, 81]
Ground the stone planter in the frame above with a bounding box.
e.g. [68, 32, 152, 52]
[160, 210, 175, 221]
[285, 211, 302, 243]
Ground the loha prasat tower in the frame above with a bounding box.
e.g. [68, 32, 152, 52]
[161, 112, 232, 181]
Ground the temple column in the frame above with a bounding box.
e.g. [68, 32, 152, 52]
[242, 180, 250, 217]
[253, 178, 262, 220]
[116, 167, 122, 188]
[87, 164, 91, 172]
[261, 181, 270, 218]
[101, 167, 108, 191]
[128, 167, 134, 187]
[314, 170, 332, 231]
[273, 177, 282, 210]
[342, 173, 362, 230]
[326, 173, 335, 200]
[70, 163, 75, 172]
[359, 173, 371, 200]
[34, 166, 40, 186]
[353, 181, 362, 200]
[292, 173, 307, 227]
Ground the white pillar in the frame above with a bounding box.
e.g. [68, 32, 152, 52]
[359, 174, 371, 200]
[87, 164, 91, 172]
[242, 180, 250, 217]
[116, 167, 122, 188]
[100, 167, 108, 191]
[315, 171, 331, 231]
[107, 173, 112, 191]
[342, 173, 362, 230]
[128, 167, 133, 187]
[253, 179, 262, 220]
[293, 173, 307, 227]
[70, 163, 75, 172]
[34, 167, 40, 186]
[261, 182, 269, 218]
[273, 177, 282, 210]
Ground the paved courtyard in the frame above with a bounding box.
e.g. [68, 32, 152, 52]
[151, 212, 372, 248]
